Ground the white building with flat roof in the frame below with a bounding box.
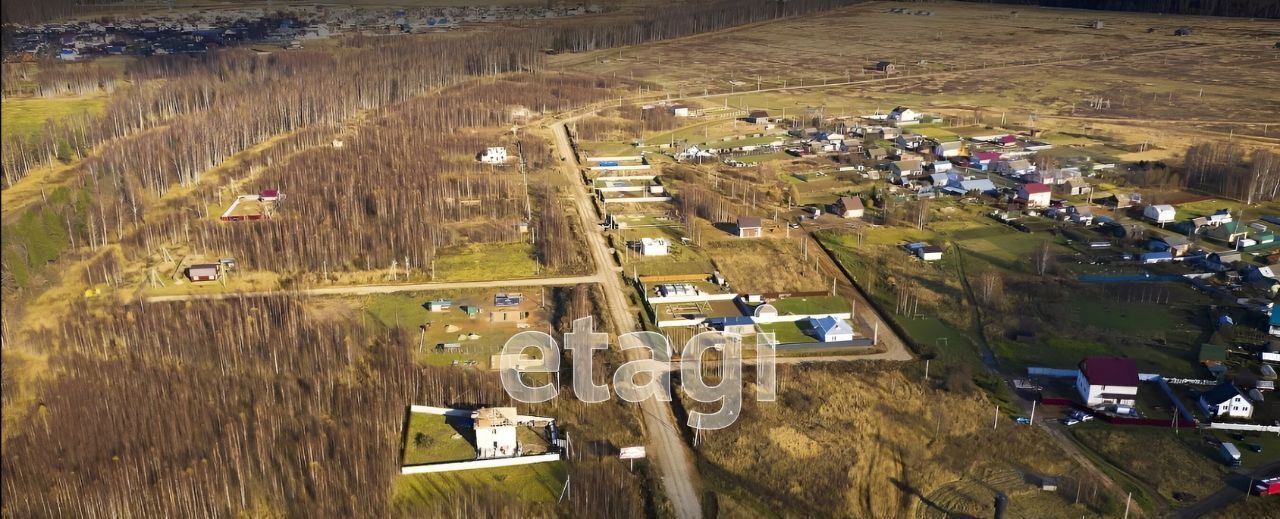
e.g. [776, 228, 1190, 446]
[473, 407, 518, 459]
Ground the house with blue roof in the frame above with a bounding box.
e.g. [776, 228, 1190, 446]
[809, 316, 854, 342]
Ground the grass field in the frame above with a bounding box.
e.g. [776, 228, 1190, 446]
[394, 461, 567, 506]
[433, 242, 543, 281]
[755, 321, 814, 344]
[1, 95, 108, 140]
[402, 413, 476, 466]
[363, 290, 550, 369]
[706, 237, 829, 293]
[1069, 423, 1225, 504]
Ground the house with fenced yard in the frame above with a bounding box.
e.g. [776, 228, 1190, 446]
[1076, 357, 1139, 407]
[809, 316, 854, 342]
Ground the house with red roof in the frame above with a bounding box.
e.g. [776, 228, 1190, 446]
[1075, 357, 1139, 407]
[1016, 182, 1052, 208]
[971, 151, 1004, 171]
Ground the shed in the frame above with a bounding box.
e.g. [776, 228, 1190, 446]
[427, 299, 453, 312]
[186, 264, 220, 282]
[736, 216, 763, 238]
[835, 196, 864, 218]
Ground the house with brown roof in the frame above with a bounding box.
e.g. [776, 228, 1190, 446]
[736, 216, 763, 238]
[1075, 357, 1139, 407]
[834, 196, 864, 218]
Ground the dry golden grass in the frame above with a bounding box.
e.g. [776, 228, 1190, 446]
[705, 236, 829, 293]
[694, 363, 1118, 518]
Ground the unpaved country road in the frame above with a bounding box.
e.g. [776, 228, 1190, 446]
[141, 274, 604, 303]
[551, 118, 704, 519]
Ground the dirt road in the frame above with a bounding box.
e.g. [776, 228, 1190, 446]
[141, 274, 604, 303]
[551, 119, 704, 519]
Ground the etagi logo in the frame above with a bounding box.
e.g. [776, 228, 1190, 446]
[498, 317, 776, 430]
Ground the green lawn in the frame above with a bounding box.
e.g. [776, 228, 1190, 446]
[2, 95, 107, 140]
[757, 321, 816, 344]
[402, 413, 476, 466]
[1071, 300, 1176, 334]
[769, 295, 848, 316]
[394, 460, 567, 506]
[433, 242, 542, 281]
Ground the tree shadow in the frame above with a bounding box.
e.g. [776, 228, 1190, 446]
[892, 478, 978, 519]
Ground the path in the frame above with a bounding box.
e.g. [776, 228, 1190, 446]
[141, 274, 604, 303]
[551, 118, 704, 519]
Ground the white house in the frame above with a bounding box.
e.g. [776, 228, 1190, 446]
[1199, 383, 1253, 419]
[934, 141, 964, 158]
[1143, 204, 1176, 224]
[479, 146, 509, 164]
[834, 196, 864, 218]
[1017, 183, 1053, 208]
[995, 159, 1035, 177]
[473, 407, 519, 459]
[887, 106, 921, 124]
[907, 242, 944, 261]
[639, 237, 669, 256]
[810, 316, 854, 342]
[1076, 357, 1139, 407]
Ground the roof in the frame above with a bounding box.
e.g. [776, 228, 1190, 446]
[1065, 179, 1089, 189]
[709, 316, 755, 327]
[937, 141, 963, 151]
[1149, 204, 1175, 212]
[1155, 234, 1189, 246]
[1200, 382, 1246, 407]
[811, 316, 853, 337]
[975, 151, 1003, 162]
[1007, 159, 1032, 170]
[1021, 182, 1051, 194]
[893, 159, 923, 170]
[1079, 357, 1139, 387]
[738, 216, 762, 229]
[920, 245, 944, 254]
[956, 179, 997, 193]
[838, 196, 863, 210]
[748, 110, 769, 118]
[473, 407, 517, 428]
[188, 264, 219, 273]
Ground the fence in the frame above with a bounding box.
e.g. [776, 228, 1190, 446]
[400, 453, 562, 475]
[1027, 367, 1079, 378]
[1205, 423, 1280, 434]
[1039, 397, 1197, 428]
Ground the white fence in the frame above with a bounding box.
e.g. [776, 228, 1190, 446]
[1205, 423, 1280, 434]
[590, 164, 652, 172]
[401, 453, 562, 475]
[646, 292, 738, 304]
[753, 312, 851, 324]
[596, 174, 657, 182]
[586, 156, 643, 162]
[602, 196, 672, 204]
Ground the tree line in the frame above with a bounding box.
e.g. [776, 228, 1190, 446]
[962, 0, 1280, 18]
[1184, 143, 1279, 204]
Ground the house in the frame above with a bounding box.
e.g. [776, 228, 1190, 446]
[478, 146, 508, 164]
[670, 104, 690, 117]
[736, 216, 763, 238]
[934, 141, 964, 158]
[874, 60, 895, 73]
[890, 159, 924, 178]
[1210, 251, 1242, 265]
[426, 299, 452, 312]
[834, 196, 864, 218]
[639, 237, 669, 256]
[946, 178, 997, 196]
[473, 407, 519, 459]
[929, 160, 953, 173]
[810, 316, 854, 342]
[906, 242, 944, 261]
[1149, 235, 1191, 257]
[887, 106, 920, 124]
[1076, 357, 1139, 407]
[1062, 179, 1090, 196]
[1017, 183, 1052, 208]
[865, 147, 888, 160]
[1199, 382, 1253, 419]
[995, 159, 1034, 177]
[186, 263, 220, 282]
[1068, 205, 1094, 225]
[896, 134, 926, 150]
[744, 110, 770, 124]
[1207, 221, 1248, 245]
[1104, 193, 1133, 209]
[1143, 204, 1176, 224]
[1207, 210, 1232, 226]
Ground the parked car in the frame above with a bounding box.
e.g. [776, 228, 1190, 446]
[1015, 416, 1031, 425]
[1247, 443, 1263, 453]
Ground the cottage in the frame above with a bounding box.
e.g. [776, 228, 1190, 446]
[1062, 179, 1090, 196]
[1143, 204, 1176, 224]
[473, 407, 519, 459]
[1207, 221, 1248, 245]
[865, 147, 888, 160]
[874, 60, 895, 73]
[934, 141, 964, 158]
[946, 178, 997, 196]
[810, 316, 854, 342]
[1149, 234, 1191, 257]
[887, 106, 920, 124]
[890, 159, 924, 178]
[1017, 183, 1052, 208]
[929, 160, 953, 173]
[1076, 357, 1139, 407]
[834, 196, 865, 218]
[744, 110, 770, 124]
[736, 216, 763, 238]
[896, 134, 926, 150]
[995, 159, 1034, 177]
[1199, 382, 1253, 419]
[1104, 193, 1133, 209]
[186, 263, 220, 282]
[906, 242, 944, 261]
[478, 146, 509, 164]
[639, 237, 670, 256]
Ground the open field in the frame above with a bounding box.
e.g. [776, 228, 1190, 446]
[1, 95, 107, 140]
[705, 236, 829, 293]
[432, 242, 545, 282]
[394, 461, 567, 507]
[363, 290, 550, 370]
